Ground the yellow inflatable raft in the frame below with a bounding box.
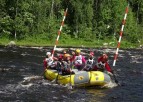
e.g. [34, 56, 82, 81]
[44, 69, 112, 87]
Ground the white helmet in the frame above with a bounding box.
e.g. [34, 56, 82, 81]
[46, 52, 51, 56]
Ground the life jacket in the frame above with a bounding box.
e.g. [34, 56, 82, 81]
[74, 55, 82, 65]
[86, 58, 94, 68]
[97, 61, 106, 69]
[45, 57, 53, 66]
[61, 61, 70, 69]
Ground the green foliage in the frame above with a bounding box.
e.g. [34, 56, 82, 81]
[124, 10, 138, 43]
[0, 0, 143, 48]
[0, 16, 13, 37]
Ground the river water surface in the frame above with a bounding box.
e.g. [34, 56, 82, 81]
[0, 46, 143, 102]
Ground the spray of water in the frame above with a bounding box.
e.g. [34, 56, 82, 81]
[102, 81, 118, 88]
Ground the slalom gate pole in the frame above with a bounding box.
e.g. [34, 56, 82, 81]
[113, 3, 129, 66]
[51, 8, 68, 57]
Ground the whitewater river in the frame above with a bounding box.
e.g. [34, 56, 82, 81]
[0, 46, 143, 102]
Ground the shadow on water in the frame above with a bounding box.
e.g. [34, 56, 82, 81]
[0, 46, 143, 102]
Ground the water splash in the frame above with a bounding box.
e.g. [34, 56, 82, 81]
[20, 83, 33, 89]
[23, 75, 43, 81]
[102, 81, 118, 88]
[20, 75, 43, 86]
[65, 83, 73, 90]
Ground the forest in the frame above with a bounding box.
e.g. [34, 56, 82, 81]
[0, 0, 143, 47]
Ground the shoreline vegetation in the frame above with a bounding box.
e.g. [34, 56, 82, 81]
[0, 37, 142, 49]
[1, 1, 143, 49]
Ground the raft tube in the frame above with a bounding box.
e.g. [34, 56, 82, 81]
[44, 69, 111, 87]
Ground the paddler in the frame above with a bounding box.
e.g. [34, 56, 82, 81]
[92, 54, 113, 75]
[43, 52, 58, 70]
[83, 51, 95, 71]
[61, 54, 74, 75]
[72, 49, 86, 71]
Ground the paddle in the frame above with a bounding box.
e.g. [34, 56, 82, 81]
[68, 65, 74, 89]
[55, 61, 61, 84]
[107, 69, 120, 86]
[111, 70, 120, 85]
[67, 69, 72, 89]
[108, 64, 120, 85]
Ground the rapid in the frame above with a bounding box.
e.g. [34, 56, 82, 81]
[0, 46, 143, 102]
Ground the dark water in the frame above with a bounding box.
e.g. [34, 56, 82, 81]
[0, 46, 143, 102]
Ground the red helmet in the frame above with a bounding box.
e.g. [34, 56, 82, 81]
[102, 54, 108, 61]
[90, 52, 94, 56]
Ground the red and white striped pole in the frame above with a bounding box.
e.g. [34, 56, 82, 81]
[113, 3, 129, 66]
[52, 8, 68, 57]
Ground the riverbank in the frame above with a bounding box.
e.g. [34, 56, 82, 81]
[0, 37, 141, 49]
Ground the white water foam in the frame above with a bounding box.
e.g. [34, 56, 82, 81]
[130, 55, 143, 63]
[102, 81, 117, 88]
[23, 76, 42, 80]
[19, 75, 43, 88]
[0, 91, 6, 94]
[20, 83, 33, 89]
